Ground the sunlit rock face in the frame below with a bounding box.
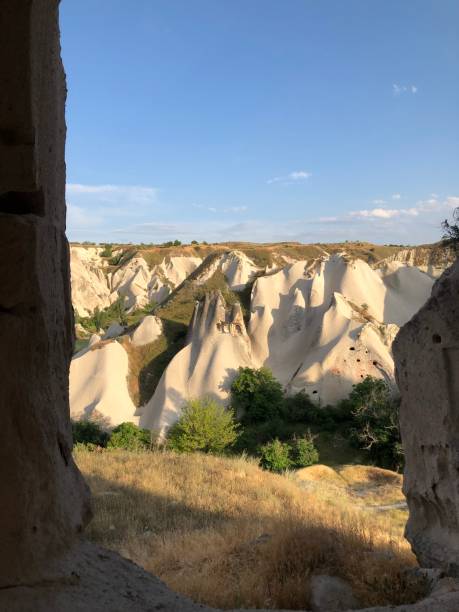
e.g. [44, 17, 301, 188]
[140, 291, 252, 436]
[394, 259, 459, 574]
[248, 255, 434, 406]
[70, 248, 203, 315]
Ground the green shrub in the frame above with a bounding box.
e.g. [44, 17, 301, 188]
[167, 398, 239, 454]
[231, 367, 284, 423]
[290, 434, 319, 468]
[259, 439, 292, 472]
[232, 417, 291, 455]
[100, 243, 113, 257]
[72, 420, 109, 447]
[107, 422, 153, 451]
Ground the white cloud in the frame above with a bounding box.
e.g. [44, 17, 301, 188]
[372, 199, 387, 205]
[67, 203, 103, 229]
[267, 170, 311, 185]
[66, 183, 158, 205]
[392, 193, 401, 200]
[392, 83, 418, 96]
[351, 208, 401, 219]
[350, 195, 458, 221]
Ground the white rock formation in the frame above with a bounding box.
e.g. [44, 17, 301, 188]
[70, 340, 138, 427]
[131, 315, 162, 347]
[140, 292, 252, 436]
[70, 249, 452, 432]
[70, 247, 203, 315]
[141, 254, 436, 432]
[379, 245, 455, 278]
[70, 246, 113, 317]
[248, 255, 435, 405]
[110, 256, 151, 311]
[219, 250, 260, 290]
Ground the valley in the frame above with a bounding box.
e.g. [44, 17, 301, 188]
[70, 240, 453, 437]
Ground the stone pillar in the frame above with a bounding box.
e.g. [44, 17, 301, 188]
[0, 0, 90, 586]
[394, 260, 459, 575]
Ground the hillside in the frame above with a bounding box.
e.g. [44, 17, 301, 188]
[76, 448, 424, 610]
[69, 241, 454, 430]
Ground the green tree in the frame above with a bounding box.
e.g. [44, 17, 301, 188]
[345, 376, 403, 471]
[107, 422, 153, 451]
[259, 439, 292, 472]
[230, 367, 284, 423]
[281, 390, 318, 422]
[167, 398, 239, 454]
[442, 207, 459, 248]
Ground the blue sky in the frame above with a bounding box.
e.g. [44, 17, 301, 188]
[60, 0, 459, 245]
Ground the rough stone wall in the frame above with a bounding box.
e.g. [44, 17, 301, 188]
[0, 0, 90, 587]
[394, 259, 459, 574]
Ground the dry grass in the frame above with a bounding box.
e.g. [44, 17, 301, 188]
[76, 449, 424, 610]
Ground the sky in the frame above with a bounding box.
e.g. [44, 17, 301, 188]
[60, 0, 459, 245]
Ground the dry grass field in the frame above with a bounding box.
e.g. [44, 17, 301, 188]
[75, 449, 425, 610]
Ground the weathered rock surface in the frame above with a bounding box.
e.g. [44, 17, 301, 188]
[71, 248, 203, 315]
[103, 321, 125, 339]
[140, 291, 252, 435]
[131, 314, 162, 346]
[0, 541, 214, 612]
[394, 259, 459, 574]
[70, 340, 138, 426]
[309, 574, 359, 611]
[0, 0, 91, 587]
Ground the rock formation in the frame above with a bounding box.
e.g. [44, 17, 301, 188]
[394, 258, 459, 575]
[131, 314, 162, 346]
[71, 247, 203, 315]
[137, 255, 435, 433]
[70, 340, 138, 427]
[140, 291, 252, 435]
[0, 0, 91, 587]
[70, 246, 113, 316]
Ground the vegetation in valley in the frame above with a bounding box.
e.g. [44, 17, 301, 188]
[75, 448, 424, 610]
[167, 398, 239, 454]
[229, 368, 402, 472]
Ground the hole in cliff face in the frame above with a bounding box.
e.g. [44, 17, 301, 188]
[356, 358, 361, 362]
[349, 347, 355, 351]
[432, 334, 442, 344]
[0, 189, 45, 216]
[312, 390, 318, 394]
